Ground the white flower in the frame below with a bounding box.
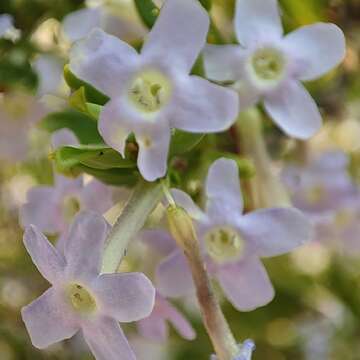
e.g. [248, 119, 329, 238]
[204, 0, 346, 140]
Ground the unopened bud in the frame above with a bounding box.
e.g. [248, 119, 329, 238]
[166, 205, 197, 250]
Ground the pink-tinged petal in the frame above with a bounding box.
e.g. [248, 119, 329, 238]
[137, 124, 171, 182]
[238, 208, 312, 257]
[217, 257, 274, 311]
[64, 212, 109, 281]
[171, 76, 238, 133]
[170, 189, 205, 220]
[82, 317, 136, 360]
[203, 44, 244, 82]
[138, 294, 195, 341]
[141, 229, 177, 256]
[283, 23, 346, 81]
[94, 272, 155, 322]
[69, 28, 139, 97]
[80, 180, 113, 214]
[21, 288, 78, 349]
[164, 302, 196, 340]
[137, 312, 167, 342]
[23, 225, 66, 284]
[206, 158, 244, 216]
[141, 0, 209, 73]
[235, 0, 283, 46]
[156, 250, 194, 298]
[20, 186, 60, 234]
[51, 129, 79, 149]
[264, 80, 322, 140]
[62, 7, 102, 43]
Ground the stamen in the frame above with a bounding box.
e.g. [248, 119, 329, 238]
[128, 70, 171, 114]
[67, 283, 97, 314]
[205, 226, 244, 264]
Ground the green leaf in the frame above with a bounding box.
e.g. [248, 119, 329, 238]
[76, 165, 139, 186]
[64, 65, 109, 105]
[169, 130, 205, 157]
[39, 110, 103, 144]
[199, 0, 212, 11]
[53, 145, 138, 186]
[134, 0, 159, 28]
[55, 145, 136, 171]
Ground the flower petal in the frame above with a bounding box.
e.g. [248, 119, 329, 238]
[171, 76, 238, 133]
[283, 23, 346, 81]
[62, 8, 101, 43]
[33, 55, 64, 96]
[141, 0, 209, 73]
[94, 272, 155, 322]
[217, 257, 274, 311]
[156, 250, 194, 298]
[20, 186, 60, 234]
[238, 207, 312, 257]
[82, 317, 136, 360]
[98, 99, 132, 157]
[0, 14, 13, 37]
[206, 158, 244, 216]
[137, 312, 168, 342]
[264, 80, 322, 140]
[69, 28, 139, 97]
[80, 180, 113, 214]
[203, 44, 244, 82]
[136, 124, 171, 182]
[64, 212, 109, 281]
[51, 129, 79, 149]
[141, 229, 177, 256]
[235, 0, 283, 46]
[171, 189, 205, 220]
[165, 302, 196, 340]
[21, 288, 78, 349]
[23, 225, 66, 284]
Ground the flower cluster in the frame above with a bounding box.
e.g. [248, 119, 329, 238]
[1, 0, 349, 359]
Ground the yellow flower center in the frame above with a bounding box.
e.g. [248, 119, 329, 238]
[67, 283, 97, 314]
[128, 70, 172, 114]
[204, 226, 245, 264]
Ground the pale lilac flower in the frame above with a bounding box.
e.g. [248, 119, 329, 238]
[137, 292, 195, 342]
[283, 151, 360, 255]
[21, 211, 155, 360]
[211, 339, 255, 360]
[157, 158, 312, 311]
[51, 128, 79, 149]
[20, 174, 113, 238]
[0, 93, 47, 161]
[204, 0, 346, 139]
[33, 55, 65, 97]
[62, 0, 146, 43]
[69, 0, 239, 181]
[0, 14, 14, 37]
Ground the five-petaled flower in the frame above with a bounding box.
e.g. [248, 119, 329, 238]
[204, 0, 346, 140]
[156, 158, 312, 311]
[69, 0, 239, 181]
[21, 211, 155, 360]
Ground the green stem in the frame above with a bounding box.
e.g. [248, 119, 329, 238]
[101, 180, 163, 273]
[236, 108, 290, 208]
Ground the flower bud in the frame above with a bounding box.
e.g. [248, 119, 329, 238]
[166, 205, 197, 251]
